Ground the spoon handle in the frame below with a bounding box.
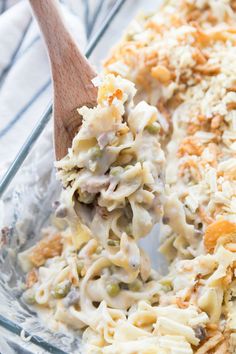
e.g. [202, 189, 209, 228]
[29, 0, 97, 160]
[29, 0, 69, 60]
[29, 0, 90, 71]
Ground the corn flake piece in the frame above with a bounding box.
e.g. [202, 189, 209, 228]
[192, 48, 207, 65]
[108, 89, 123, 105]
[203, 219, 236, 253]
[26, 268, 38, 288]
[28, 233, 63, 267]
[151, 65, 171, 84]
[195, 332, 224, 354]
[178, 137, 203, 157]
[194, 64, 220, 76]
[227, 102, 236, 110]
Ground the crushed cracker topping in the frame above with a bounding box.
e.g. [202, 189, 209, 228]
[28, 233, 63, 267]
[204, 220, 236, 253]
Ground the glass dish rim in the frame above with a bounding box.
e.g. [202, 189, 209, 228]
[0, 1, 126, 352]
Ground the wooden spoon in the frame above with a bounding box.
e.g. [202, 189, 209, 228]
[29, 0, 97, 160]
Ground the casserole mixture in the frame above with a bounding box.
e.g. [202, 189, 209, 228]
[19, 1, 236, 353]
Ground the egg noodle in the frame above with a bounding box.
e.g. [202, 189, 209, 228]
[19, 1, 236, 353]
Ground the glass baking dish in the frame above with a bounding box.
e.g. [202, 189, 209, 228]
[0, 1, 162, 353]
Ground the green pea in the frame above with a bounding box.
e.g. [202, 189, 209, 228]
[107, 239, 119, 246]
[106, 282, 120, 297]
[77, 189, 94, 204]
[23, 288, 36, 304]
[145, 123, 160, 135]
[159, 278, 172, 287]
[77, 261, 84, 276]
[110, 167, 123, 176]
[161, 284, 172, 292]
[96, 246, 103, 254]
[52, 280, 71, 299]
[124, 165, 132, 171]
[90, 146, 102, 159]
[128, 279, 142, 292]
[160, 282, 173, 292]
[125, 224, 132, 235]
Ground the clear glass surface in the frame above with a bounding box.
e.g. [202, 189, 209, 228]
[0, 1, 162, 353]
